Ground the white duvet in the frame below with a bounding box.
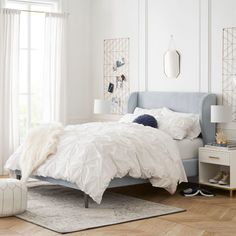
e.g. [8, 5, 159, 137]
[5, 122, 187, 204]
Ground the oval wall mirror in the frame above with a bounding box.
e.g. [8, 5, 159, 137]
[164, 50, 180, 78]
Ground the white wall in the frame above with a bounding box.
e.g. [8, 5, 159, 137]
[91, 0, 140, 101]
[148, 0, 201, 92]
[211, 0, 236, 95]
[210, 0, 236, 138]
[67, 0, 92, 124]
[90, 0, 207, 97]
[89, 0, 236, 136]
[90, 0, 209, 101]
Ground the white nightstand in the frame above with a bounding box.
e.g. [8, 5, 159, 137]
[199, 147, 236, 197]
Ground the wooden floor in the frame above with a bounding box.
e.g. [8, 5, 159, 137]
[1, 183, 236, 236]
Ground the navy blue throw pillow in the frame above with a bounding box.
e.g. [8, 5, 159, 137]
[133, 114, 158, 128]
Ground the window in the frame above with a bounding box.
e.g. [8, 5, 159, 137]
[5, 0, 59, 140]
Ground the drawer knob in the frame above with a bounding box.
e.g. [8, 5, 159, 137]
[209, 156, 220, 159]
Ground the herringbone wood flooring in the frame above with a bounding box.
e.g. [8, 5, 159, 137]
[0, 183, 236, 236]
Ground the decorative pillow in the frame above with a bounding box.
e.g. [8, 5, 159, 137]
[161, 107, 201, 139]
[133, 114, 158, 128]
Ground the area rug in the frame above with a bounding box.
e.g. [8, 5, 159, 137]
[16, 182, 185, 234]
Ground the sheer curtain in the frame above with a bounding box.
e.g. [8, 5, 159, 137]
[43, 12, 68, 125]
[0, 8, 20, 174]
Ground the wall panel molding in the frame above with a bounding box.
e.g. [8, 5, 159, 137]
[199, 0, 211, 92]
[138, 0, 148, 91]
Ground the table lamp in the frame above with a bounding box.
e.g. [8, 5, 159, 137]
[94, 99, 111, 114]
[211, 105, 232, 145]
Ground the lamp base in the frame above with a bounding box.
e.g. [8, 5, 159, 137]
[215, 129, 228, 145]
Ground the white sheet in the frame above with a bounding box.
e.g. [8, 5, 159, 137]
[5, 122, 187, 204]
[175, 138, 203, 160]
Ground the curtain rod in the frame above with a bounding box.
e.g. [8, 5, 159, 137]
[2, 8, 69, 15]
[20, 9, 69, 15]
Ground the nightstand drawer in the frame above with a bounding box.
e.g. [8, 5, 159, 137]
[199, 150, 230, 165]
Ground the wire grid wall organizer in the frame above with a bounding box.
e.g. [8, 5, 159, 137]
[103, 38, 130, 114]
[222, 27, 236, 121]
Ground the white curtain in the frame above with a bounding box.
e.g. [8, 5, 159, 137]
[0, 8, 20, 175]
[43, 12, 67, 125]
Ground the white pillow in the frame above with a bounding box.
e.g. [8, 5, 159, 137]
[161, 107, 201, 139]
[133, 107, 163, 120]
[119, 113, 138, 123]
[119, 107, 201, 140]
[158, 115, 194, 140]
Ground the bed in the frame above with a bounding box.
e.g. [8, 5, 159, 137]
[11, 91, 216, 208]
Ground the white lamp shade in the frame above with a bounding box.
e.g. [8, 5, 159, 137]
[94, 99, 111, 114]
[211, 105, 232, 123]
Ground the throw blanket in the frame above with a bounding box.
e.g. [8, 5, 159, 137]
[19, 123, 63, 182]
[5, 122, 187, 203]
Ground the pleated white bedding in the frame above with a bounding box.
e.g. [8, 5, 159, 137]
[5, 122, 187, 203]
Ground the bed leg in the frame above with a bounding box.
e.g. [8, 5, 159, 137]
[84, 193, 89, 208]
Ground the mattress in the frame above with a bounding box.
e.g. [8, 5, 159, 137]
[175, 138, 203, 160]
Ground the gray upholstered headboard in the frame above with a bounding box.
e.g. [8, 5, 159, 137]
[126, 91, 217, 144]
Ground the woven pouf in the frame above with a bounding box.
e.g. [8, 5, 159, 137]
[0, 179, 27, 217]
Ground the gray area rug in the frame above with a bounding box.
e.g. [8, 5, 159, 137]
[16, 182, 185, 234]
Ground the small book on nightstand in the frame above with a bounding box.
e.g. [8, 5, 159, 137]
[205, 140, 236, 150]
